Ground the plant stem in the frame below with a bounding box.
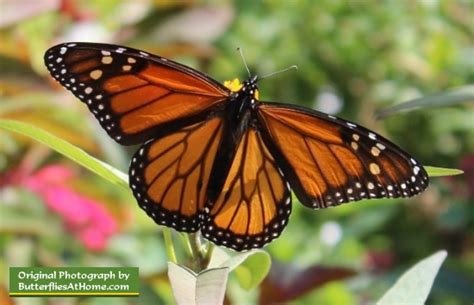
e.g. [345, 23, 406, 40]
[188, 232, 207, 271]
[163, 228, 177, 264]
[179, 232, 193, 257]
[204, 243, 215, 267]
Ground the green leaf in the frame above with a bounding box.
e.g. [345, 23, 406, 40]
[208, 247, 271, 290]
[234, 251, 272, 290]
[425, 166, 463, 177]
[167, 262, 229, 305]
[377, 250, 447, 305]
[376, 85, 474, 119]
[0, 119, 129, 189]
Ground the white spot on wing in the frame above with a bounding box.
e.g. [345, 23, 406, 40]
[413, 166, 420, 175]
[90, 69, 103, 79]
[102, 56, 113, 64]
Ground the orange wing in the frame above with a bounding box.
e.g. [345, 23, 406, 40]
[44, 43, 229, 145]
[258, 103, 429, 209]
[129, 115, 224, 232]
[201, 128, 291, 251]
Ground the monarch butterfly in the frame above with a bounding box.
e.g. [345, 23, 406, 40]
[44, 43, 429, 251]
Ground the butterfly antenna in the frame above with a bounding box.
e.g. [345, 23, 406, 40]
[237, 47, 252, 77]
[259, 65, 298, 80]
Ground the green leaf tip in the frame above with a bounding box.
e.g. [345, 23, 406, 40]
[425, 166, 463, 177]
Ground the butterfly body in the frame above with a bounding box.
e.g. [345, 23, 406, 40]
[203, 76, 261, 197]
[44, 43, 429, 251]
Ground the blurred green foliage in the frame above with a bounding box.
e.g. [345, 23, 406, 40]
[0, 1, 472, 304]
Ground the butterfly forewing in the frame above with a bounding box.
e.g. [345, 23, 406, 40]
[258, 103, 429, 209]
[201, 128, 292, 251]
[129, 115, 225, 232]
[44, 43, 229, 145]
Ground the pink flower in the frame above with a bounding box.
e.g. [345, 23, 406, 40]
[43, 186, 90, 226]
[79, 227, 108, 252]
[16, 164, 118, 252]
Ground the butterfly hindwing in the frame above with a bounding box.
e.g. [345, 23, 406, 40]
[201, 127, 292, 251]
[258, 102, 429, 209]
[44, 42, 229, 145]
[129, 114, 225, 232]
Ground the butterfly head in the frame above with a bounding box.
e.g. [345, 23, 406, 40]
[224, 76, 260, 101]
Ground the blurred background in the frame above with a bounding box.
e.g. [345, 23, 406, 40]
[0, 1, 473, 304]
